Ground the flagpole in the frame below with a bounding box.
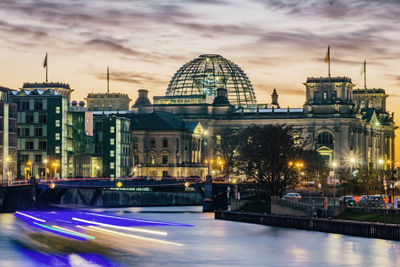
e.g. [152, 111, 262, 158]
[328, 45, 331, 78]
[107, 66, 110, 94]
[45, 53, 48, 82]
[364, 60, 367, 89]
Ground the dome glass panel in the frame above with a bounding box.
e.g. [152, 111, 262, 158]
[166, 54, 257, 106]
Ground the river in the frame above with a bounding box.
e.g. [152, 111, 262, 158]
[1, 206, 400, 266]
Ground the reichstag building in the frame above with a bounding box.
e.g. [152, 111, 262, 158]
[128, 54, 395, 176]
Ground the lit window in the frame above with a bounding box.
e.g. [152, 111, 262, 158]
[110, 126, 115, 133]
[55, 146, 60, 154]
[110, 150, 115, 157]
[55, 106, 60, 114]
[110, 138, 115, 145]
[55, 133, 60, 140]
[110, 162, 115, 169]
[55, 120, 60, 127]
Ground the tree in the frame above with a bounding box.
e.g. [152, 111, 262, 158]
[211, 128, 240, 177]
[233, 124, 317, 213]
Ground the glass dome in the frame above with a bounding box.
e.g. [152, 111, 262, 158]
[166, 54, 257, 106]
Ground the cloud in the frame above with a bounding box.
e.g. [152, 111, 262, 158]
[0, 20, 47, 38]
[84, 39, 142, 56]
[95, 69, 168, 87]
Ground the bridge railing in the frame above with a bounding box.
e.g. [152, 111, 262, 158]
[0, 180, 31, 187]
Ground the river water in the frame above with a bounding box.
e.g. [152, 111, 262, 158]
[1, 206, 400, 266]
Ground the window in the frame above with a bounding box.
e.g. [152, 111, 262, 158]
[133, 155, 139, 165]
[34, 128, 43, 137]
[150, 139, 156, 148]
[34, 154, 42, 163]
[55, 146, 60, 154]
[162, 155, 168, 164]
[163, 139, 168, 148]
[20, 154, 29, 163]
[332, 91, 337, 99]
[26, 114, 34, 123]
[55, 106, 60, 114]
[21, 128, 30, 137]
[110, 138, 115, 145]
[110, 126, 115, 133]
[316, 132, 334, 147]
[25, 141, 34, 150]
[110, 150, 115, 157]
[21, 101, 29, 110]
[55, 120, 60, 127]
[162, 171, 169, 177]
[34, 100, 43, 110]
[150, 155, 155, 164]
[110, 162, 115, 169]
[95, 121, 102, 130]
[55, 133, 60, 140]
[176, 139, 179, 149]
[39, 114, 47, 123]
[314, 91, 320, 100]
[133, 137, 138, 149]
[323, 90, 328, 100]
[38, 141, 47, 150]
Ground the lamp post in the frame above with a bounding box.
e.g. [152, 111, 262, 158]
[43, 158, 48, 180]
[378, 159, 384, 195]
[26, 160, 32, 180]
[52, 162, 59, 179]
[331, 161, 337, 199]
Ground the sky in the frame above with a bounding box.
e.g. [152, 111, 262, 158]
[0, 0, 399, 157]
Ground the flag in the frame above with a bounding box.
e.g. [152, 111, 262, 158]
[324, 46, 330, 63]
[43, 53, 47, 68]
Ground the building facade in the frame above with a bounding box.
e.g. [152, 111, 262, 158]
[0, 86, 17, 183]
[131, 54, 396, 174]
[129, 112, 207, 177]
[10, 89, 69, 179]
[93, 113, 131, 178]
[86, 93, 131, 111]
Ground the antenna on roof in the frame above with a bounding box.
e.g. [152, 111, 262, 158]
[107, 66, 110, 94]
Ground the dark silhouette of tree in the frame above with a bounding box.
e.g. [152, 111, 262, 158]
[233, 124, 324, 213]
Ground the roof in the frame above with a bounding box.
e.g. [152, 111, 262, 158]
[9, 89, 61, 97]
[22, 82, 70, 89]
[184, 121, 199, 132]
[306, 77, 352, 83]
[0, 86, 14, 92]
[87, 93, 130, 99]
[353, 88, 386, 94]
[131, 112, 185, 131]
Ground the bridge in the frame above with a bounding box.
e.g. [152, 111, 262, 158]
[0, 177, 232, 212]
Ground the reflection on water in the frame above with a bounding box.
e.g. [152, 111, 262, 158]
[1, 206, 400, 266]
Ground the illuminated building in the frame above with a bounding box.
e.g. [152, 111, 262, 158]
[132, 54, 396, 170]
[86, 93, 131, 111]
[0, 86, 17, 183]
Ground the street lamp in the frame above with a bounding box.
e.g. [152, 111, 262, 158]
[52, 162, 59, 179]
[26, 160, 33, 180]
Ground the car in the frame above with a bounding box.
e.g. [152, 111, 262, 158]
[358, 195, 386, 208]
[339, 195, 356, 207]
[283, 193, 302, 201]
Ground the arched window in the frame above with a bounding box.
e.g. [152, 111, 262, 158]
[316, 132, 333, 147]
[323, 91, 328, 100]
